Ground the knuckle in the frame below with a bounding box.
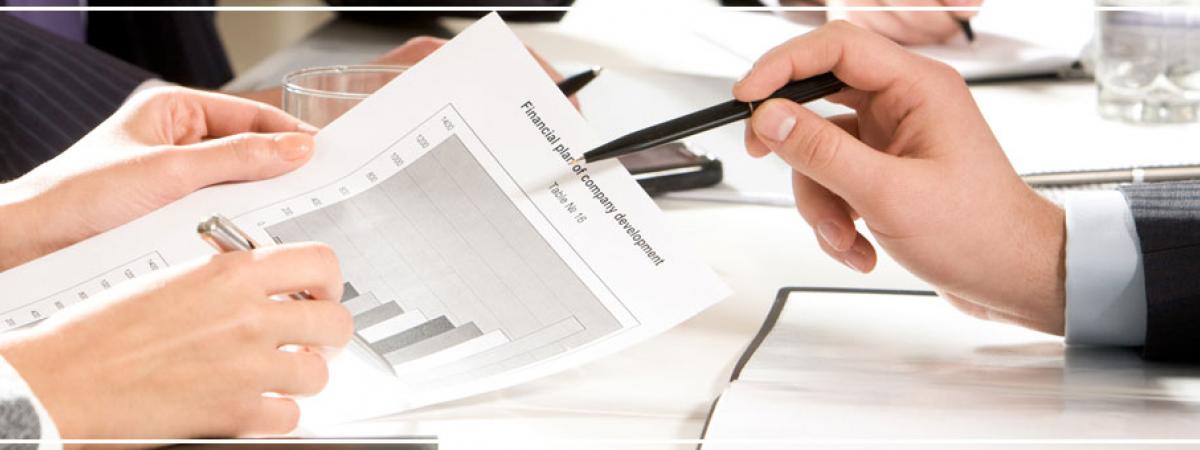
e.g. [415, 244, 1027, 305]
[207, 252, 252, 284]
[794, 125, 843, 172]
[229, 134, 276, 165]
[303, 242, 340, 273]
[233, 304, 270, 342]
[329, 305, 355, 346]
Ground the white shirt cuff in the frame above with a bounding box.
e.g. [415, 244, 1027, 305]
[1064, 190, 1147, 347]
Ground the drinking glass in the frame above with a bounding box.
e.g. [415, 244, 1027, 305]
[282, 65, 408, 127]
[1094, 1, 1200, 123]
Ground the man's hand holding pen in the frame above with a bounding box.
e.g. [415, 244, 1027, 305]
[736, 21, 1067, 334]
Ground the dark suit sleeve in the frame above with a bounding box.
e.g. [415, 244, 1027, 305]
[86, 1, 233, 89]
[1120, 181, 1200, 362]
[0, 14, 154, 182]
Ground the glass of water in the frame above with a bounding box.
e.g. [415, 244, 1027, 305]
[1094, 1, 1200, 123]
[282, 65, 408, 127]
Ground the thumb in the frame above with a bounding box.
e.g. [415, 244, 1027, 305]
[749, 99, 890, 205]
[160, 132, 315, 191]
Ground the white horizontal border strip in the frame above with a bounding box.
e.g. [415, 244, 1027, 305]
[5, 438, 1200, 445]
[0, 5, 1191, 12]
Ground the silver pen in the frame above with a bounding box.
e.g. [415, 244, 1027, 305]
[1023, 164, 1200, 187]
[197, 215, 397, 376]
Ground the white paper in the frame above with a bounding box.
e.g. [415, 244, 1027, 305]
[688, 1, 1095, 81]
[702, 290, 1200, 448]
[0, 14, 729, 426]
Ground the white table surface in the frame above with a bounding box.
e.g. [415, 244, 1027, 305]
[225, 10, 1200, 449]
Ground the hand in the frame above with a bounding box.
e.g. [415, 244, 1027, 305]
[234, 36, 578, 109]
[735, 21, 1065, 334]
[0, 243, 352, 439]
[824, 0, 982, 45]
[0, 87, 316, 270]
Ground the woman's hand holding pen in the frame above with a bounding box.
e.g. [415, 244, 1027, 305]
[0, 35, 577, 440]
[0, 87, 317, 270]
[736, 21, 1067, 334]
[0, 243, 352, 439]
[0, 86, 354, 440]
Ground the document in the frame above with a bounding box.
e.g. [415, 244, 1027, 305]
[0, 14, 729, 425]
[702, 289, 1200, 448]
[463, 2, 1092, 82]
[687, 1, 1094, 81]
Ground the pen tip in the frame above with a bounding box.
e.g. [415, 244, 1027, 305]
[959, 19, 975, 42]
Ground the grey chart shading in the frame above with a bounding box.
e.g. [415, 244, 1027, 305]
[265, 134, 622, 384]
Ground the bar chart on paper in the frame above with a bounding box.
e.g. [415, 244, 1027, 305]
[249, 105, 636, 388]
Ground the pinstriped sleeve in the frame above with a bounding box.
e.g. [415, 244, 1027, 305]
[0, 13, 155, 181]
[1120, 181, 1200, 362]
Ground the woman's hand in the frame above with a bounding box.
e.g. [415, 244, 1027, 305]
[0, 243, 352, 439]
[0, 87, 316, 270]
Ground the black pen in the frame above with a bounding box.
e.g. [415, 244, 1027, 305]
[557, 66, 602, 97]
[958, 18, 975, 42]
[582, 72, 846, 163]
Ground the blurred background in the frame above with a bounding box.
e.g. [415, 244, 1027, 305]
[216, 0, 332, 74]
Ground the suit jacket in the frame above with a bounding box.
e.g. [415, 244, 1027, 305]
[1120, 181, 1200, 362]
[0, 1, 231, 180]
[0, 13, 154, 181]
[86, 0, 233, 89]
[0, 2, 568, 181]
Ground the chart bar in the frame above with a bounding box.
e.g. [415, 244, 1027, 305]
[359, 310, 429, 342]
[353, 301, 403, 330]
[344, 291, 383, 316]
[341, 282, 360, 302]
[384, 322, 483, 365]
[369, 315, 454, 355]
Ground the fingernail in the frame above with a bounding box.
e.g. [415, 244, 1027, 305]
[297, 122, 320, 134]
[843, 250, 869, 273]
[276, 133, 313, 161]
[751, 101, 796, 143]
[817, 221, 846, 251]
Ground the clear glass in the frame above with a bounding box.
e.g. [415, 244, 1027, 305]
[281, 65, 408, 127]
[1095, 2, 1200, 123]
